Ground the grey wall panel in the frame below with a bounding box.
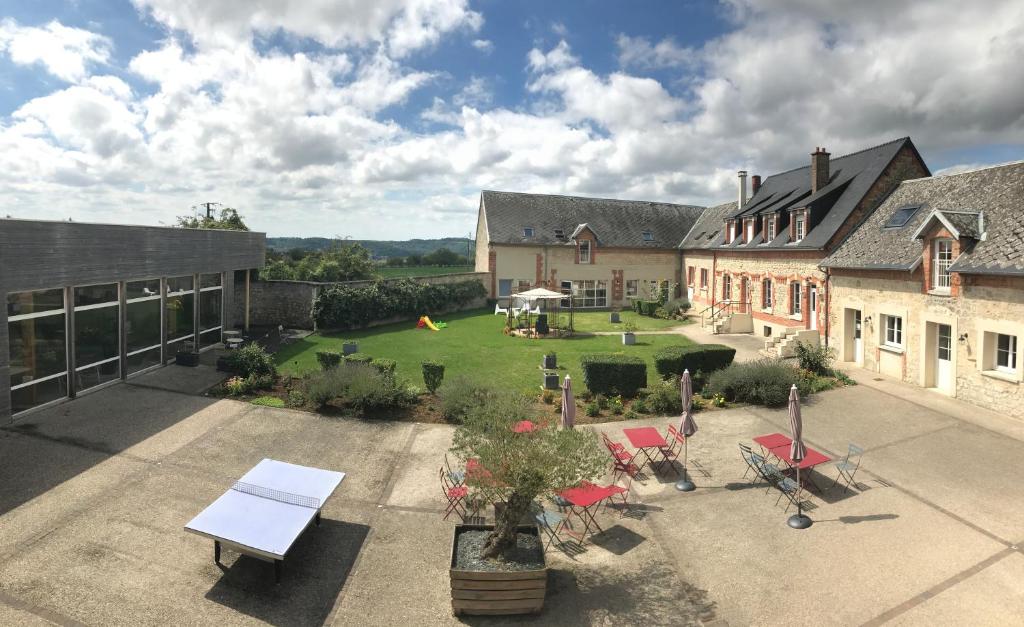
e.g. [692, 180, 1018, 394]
[0, 220, 265, 293]
[0, 305, 9, 423]
[222, 271, 236, 330]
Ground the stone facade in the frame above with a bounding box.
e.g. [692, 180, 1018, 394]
[828, 268, 1024, 419]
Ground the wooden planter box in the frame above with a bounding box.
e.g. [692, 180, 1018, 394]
[450, 524, 547, 616]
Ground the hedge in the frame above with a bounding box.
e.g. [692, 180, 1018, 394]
[313, 278, 487, 330]
[580, 354, 647, 397]
[653, 344, 737, 379]
[316, 351, 343, 370]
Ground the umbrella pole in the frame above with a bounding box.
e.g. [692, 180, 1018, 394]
[788, 465, 812, 529]
[675, 431, 695, 492]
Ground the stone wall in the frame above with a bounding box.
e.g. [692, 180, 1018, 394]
[235, 272, 491, 330]
[828, 268, 1024, 420]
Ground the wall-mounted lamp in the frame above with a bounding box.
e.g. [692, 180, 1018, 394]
[864, 315, 872, 325]
[958, 333, 969, 343]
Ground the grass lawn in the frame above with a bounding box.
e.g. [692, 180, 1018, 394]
[570, 310, 688, 333]
[376, 265, 475, 278]
[275, 308, 694, 393]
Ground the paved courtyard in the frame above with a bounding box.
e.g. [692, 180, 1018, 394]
[0, 361, 1022, 626]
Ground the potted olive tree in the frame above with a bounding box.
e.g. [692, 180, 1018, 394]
[449, 393, 606, 616]
[621, 321, 637, 345]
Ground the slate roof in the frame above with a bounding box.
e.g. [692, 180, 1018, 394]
[822, 160, 1024, 275]
[704, 137, 925, 251]
[479, 190, 706, 249]
[677, 201, 737, 249]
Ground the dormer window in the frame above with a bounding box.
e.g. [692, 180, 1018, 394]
[933, 239, 953, 293]
[766, 215, 776, 242]
[794, 214, 806, 242]
[523, 227, 534, 238]
[745, 220, 754, 243]
[642, 231, 653, 242]
[554, 229, 565, 239]
[579, 239, 591, 264]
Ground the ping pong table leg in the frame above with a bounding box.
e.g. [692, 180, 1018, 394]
[274, 560, 282, 584]
[214, 540, 221, 564]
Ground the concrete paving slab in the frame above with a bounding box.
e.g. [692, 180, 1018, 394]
[887, 551, 1024, 626]
[128, 363, 227, 395]
[386, 423, 454, 511]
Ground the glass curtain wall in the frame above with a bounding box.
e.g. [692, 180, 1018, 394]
[198, 273, 223, 349]
[73, 284, 120, 392]
[7, 289, 67, 413]
[165, 276, 194, 361]
[126, 279, 162, 374]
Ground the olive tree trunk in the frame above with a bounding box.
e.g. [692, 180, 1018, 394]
[481, 491, 533, 559]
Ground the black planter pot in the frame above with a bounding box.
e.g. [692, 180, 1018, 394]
[543, 372, 559, 390]
[542, 354, 556, 369]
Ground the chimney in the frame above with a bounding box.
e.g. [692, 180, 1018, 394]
[811, 147, 830, 194]
[737, 170, 748, 208]
[751, 174, 762, 195]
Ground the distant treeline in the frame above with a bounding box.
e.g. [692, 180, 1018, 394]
[262, 241, 473, 282]
[266, 236, 473, 259]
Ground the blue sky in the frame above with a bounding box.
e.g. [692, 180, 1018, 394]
[0, 0, 1021, 237]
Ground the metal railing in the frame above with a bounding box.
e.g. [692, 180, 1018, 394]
[699, 299, 752, 328]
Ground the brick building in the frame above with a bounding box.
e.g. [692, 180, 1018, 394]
[679, 137, 930, 355]
[821, 161, 1024, 418]
[474, 190, 704, 307]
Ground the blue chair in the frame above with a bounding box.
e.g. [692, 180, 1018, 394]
[832, 444, 865, 493]
[776, 477, 803, 512]
[535, 509, 568, 550]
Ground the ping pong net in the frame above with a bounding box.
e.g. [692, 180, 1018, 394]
[231, 481, 321, 509]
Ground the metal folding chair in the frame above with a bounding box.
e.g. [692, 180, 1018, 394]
[654, 425, 682, 476]
[739, 443, 759, 480]
[443, 454, 465, 486]
[832, 443, 865, 493]
[761, 463, 786, 494]
[604, 474, 633, 517]
[440, 467, 469, 521]
[776, 476, 804, 513]
[535, 508, 570, 549]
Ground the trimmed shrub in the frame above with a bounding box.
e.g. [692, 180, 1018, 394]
[579, 353, 647, 397]
[653, 344, 736, 380]
[707, 359, 802, 407]
[316, 350, 343, 370]
[439, 375, 497, 424]
[370, 358, 397, 376]
[313, 278, 487, 330]
[639, 377, 683, 415]
[226, 343, 276, 378]
[422, 360, 445, 393]
[640, 300, 660, 316]
[664, 298, 691, 316]
[344, 353, 373, 365]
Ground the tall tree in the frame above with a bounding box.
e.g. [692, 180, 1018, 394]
[177, 207, 250, 231]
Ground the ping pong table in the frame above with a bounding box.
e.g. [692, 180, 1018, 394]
[185, 458, 345, 582]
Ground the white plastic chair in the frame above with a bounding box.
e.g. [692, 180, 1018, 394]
[531, 305, 541, 315]
[494, 303, 508, 315]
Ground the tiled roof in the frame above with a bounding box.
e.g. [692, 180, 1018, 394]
[678, 201, 737, 249]
[710, 137, 923, 251]
[822, 160, 1024, 275]
[479, 190, 705, 249]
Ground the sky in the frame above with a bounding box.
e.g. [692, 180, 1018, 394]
[0, 0, 1022, 239]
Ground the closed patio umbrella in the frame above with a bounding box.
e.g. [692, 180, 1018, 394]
[788, 384, 812, 529]
[561, 375, 575, 429]
[676, 370, 697, 492]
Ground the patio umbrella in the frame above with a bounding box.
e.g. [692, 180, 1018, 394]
[787, 384, 812, 529]
[561, 375, 575, 429]
[676, 370, 697, 492]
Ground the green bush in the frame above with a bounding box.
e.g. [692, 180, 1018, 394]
[596, 394, 609, 410]
[624, 408, 638, 420]
[345, 364, 418, 413]
[639, 377, 683, 415]
[664, 298, 691, 316]
[344, 353, 373, 365]
[707, 359, 803, 407]
[584, 401, 600, 417]
[370, 357, 397, 376]
[224, 376, 247, 396]
[794, 341, 836, 375]
[439, 375, 497, 424]
[226, 343, 276, 378]
[631, 299, 643, 314]
[316, 351, 343, 370]
[653, 344, 736, 380]
[631, 398, 650, 413]
[422, 360, 445, 393]
[301, 367, 351, 408]
[313, 278, 487, 330]
[245, 373, 274, 391]
[640, 300, 660, 316]
[251, 396, 285, 408]
[579, 353, 647, 397]
[286, 389, 305, 407]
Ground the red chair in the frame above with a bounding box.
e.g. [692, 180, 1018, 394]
[604, 475, 633, 517]
[440, 467, 469, 521]
[655, 425, 682, 476]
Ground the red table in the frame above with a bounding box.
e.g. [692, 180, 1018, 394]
[753, 432, 791, 453]
[753, 433, 831, 490]
[558, 481, 617, 544]
[623, 427, 669, 472]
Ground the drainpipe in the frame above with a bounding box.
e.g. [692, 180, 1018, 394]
[822, 265, 831, 348]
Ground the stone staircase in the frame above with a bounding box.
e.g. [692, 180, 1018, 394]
[763, 328, 819, 358]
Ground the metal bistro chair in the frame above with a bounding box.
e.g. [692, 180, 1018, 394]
[761, 463, 786, 494]
[604, 474, 633, 518]
[443, 454, 465, 487]
[739, 443, 762, 482]
[776, 476, 805, 513]
[655, 424, 682, 476]
[440, 467, 469, 521]
[832, 443, 865, 493]
[534, 506, 570, 550]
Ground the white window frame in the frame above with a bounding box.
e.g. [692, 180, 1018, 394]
[794, 214, 806, 242]
[996, 333, 1017, 374]
[722, 275, 732, 300]
[763, 279, 772, 308]
[700, 268, 708, 289]
[883, 314, 904, 349]
[766, 216, 776, 242]
[578, 240, 591, 264]
[933, 239, 953, 293]
[790, 282, 802, 315]
[625, 279, 638, 297]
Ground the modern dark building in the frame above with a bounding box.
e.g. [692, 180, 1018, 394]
[1, 218, 265, 422]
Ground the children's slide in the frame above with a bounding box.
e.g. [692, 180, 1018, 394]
[418, 315, 440, 331]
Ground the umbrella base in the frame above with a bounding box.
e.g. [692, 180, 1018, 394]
[787, 514, 813, 529]
[675, 480, 696, 492]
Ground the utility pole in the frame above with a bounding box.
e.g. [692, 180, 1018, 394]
[192, 202, 221, 219]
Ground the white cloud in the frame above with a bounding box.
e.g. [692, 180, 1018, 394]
[471, 38, 493, 53]
[526, 40, 577, 72]
[0, 19, 111, 82]
[453, 76, 492, 107]
[616, 34, 695, 70]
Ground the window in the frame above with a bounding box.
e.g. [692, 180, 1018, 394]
[554, 229, 565, 239]
[199, 273, 223, 349]
[516, 279, 532, 293]
[7, 288, 68, 414]
[687, 266, 695, 286]
[883, 315, 904, 349]
[642, 231, 653, 241]
[996, 334, 1017, 373]
[567, 280, 607, 308]
[700, 269, 709, 289]
[794, 213, 806, 241]
[790, 282, 802, 315]
[933, 239, 953, 292]
[885, 205, 920, 228]
[762, 279, 773, 308]
[745, 221, 754, 243]
[165, 275, 195, 358]
[766, 216, 776, 242]
[523, 227, 534, 238]
[126, 279, 162, 374]
[73, 283, 120, 393]
[579, 240, 591, 264]
[626, 279, 638, 297]
[498, 279, 512, 297]
[722, 275, 732, 300]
